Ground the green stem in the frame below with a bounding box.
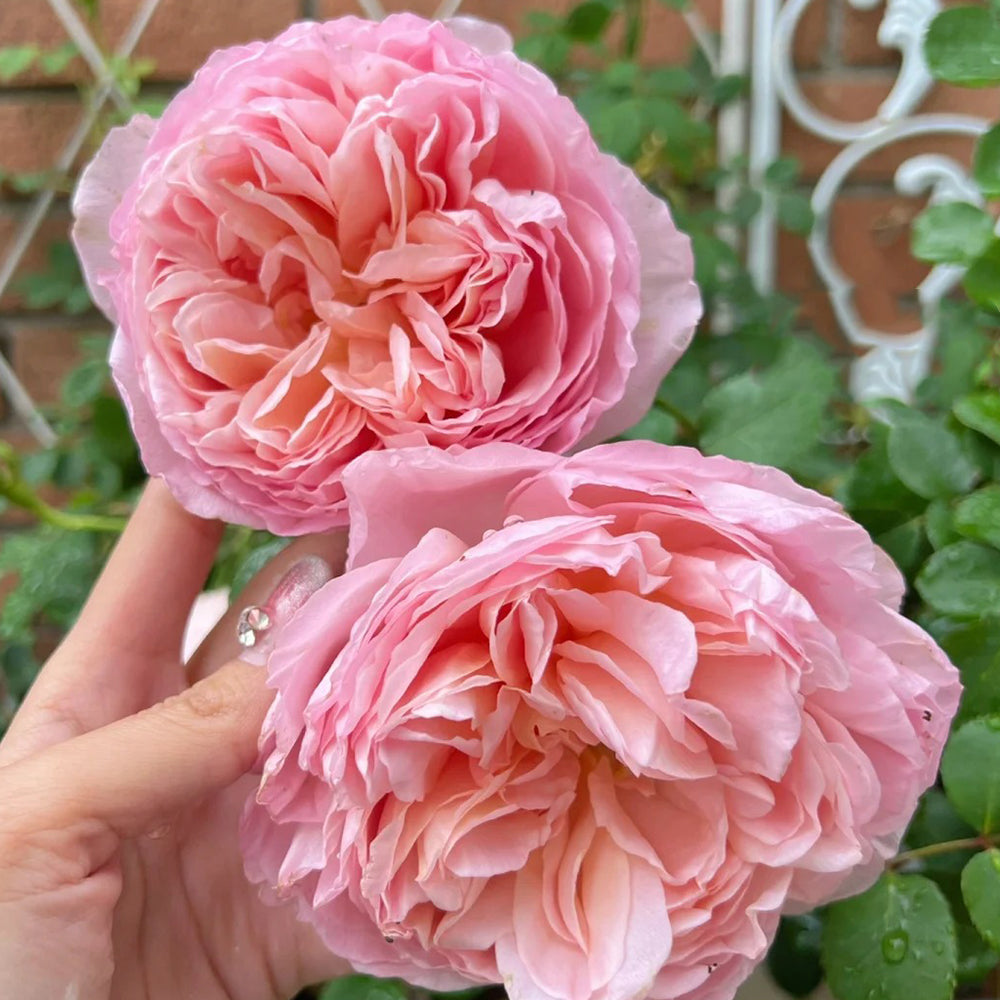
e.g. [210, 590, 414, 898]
[45, 506, 128, 534]
[654, 397, 699, 439]
[889, 834, 1000, 869]
[623, 0, 643, 59]
[1, 446, 126, 534]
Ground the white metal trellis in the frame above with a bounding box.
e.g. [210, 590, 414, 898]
[0, 0, 164, 446]
[738, 0, 993, 402]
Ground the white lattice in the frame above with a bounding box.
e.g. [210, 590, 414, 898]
[0, 0, 164, 445]
[745, 0, 991, 401]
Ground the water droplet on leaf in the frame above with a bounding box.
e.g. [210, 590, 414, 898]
[882, 931, 909, 964]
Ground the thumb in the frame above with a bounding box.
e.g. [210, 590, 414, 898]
[1, 661, 271, 873]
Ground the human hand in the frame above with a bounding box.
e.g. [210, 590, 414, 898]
[0, 480, 352, 999]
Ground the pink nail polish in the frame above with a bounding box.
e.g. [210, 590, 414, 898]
[238, 555, 332, 665]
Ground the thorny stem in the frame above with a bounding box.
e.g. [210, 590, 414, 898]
[889, 834, 1000, 869]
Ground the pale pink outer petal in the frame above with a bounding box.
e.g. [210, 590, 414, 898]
[70, 115, 156, 320]
[109, 335, 290, 529]
[577, 165, 701, 447]
[343, 444, 555, 569]
[445, 16, 515, 55]
[181, 588, 230, 662]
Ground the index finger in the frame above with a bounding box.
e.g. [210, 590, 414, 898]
[72, 478, 224, 661]
[0, 479, 223, 764]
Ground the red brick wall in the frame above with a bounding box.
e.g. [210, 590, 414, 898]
[0, 0, 993, 449]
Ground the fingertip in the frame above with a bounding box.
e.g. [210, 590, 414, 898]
[140, 476, 224, 545]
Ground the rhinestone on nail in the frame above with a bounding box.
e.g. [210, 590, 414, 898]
[237, 605, 271, 648]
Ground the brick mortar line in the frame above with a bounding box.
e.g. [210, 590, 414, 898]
[0, 314, 105, 328]
[0, 90, 85, 103]
[0, 202, 72, 217]
[0, 81, 185, 97]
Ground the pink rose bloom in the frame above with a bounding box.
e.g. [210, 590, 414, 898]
[241, 442, 960, 1000]
[71, 14, 700, 535]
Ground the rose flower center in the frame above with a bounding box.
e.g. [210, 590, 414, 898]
[134, 83, 580, 444]
[354, 524, 807, 977]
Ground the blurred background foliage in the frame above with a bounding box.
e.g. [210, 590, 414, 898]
[0, 2, 999, 1000]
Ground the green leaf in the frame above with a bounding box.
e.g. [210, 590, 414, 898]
[840, 423, 925, 520]
[917, 301, 993, 408]
[620, 406, 678, 444]
[955, 392, 1000, 447]
[776, 192, 815, 234]
[887, 411, 979, 500]
[2, 642, 38, 703]
[515, 21, 571, 75]
[768, 914, 824, 997]
[0, 45, 39, 81]
[61, 358, 108, 408]
[582, 96, 645, 160]
[689, 228, 740, 293]
[63, 283, 93, 315]
[877, 518, 929, 579]
[925, 500, 960, 550]
[0, 528, 100, 642]
[19, 448, 59, 486]
[955, 485, 1000, 550]
[905, 788, 977, 856]
[934, 619, 1000, 724]
[710, 74, 746, 106]
[53, 449, 90, 490]
[974, 124, 1000, 198]
[602, 61, 639, 90]
[925, 6, 1000, 86]
[911, 202, 995, 265]
[699, 338, 836, 469]
[765, 157, 802, 188]
[916, 541, 1000, 617]
[941, 717, 1000, 833]
[962, 850, 1000, 950]
[91, 396, 138, 467]
[657, 357, 711, 423]
[956, 921, 1000, 986]
[131, 94, 172, 119]
[319, 976, 409, 1000]
[564, 1, 615, 41]
[964, 239, 1000, 310]
[729, 188, 762, 225]
[38, 43, 76, 75]
[645, 67, 697, 97]
[822, 873, 957, 1000]
[230, 536, 291, 597]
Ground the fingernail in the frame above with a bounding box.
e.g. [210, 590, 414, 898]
[238, 556, 333, 665]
